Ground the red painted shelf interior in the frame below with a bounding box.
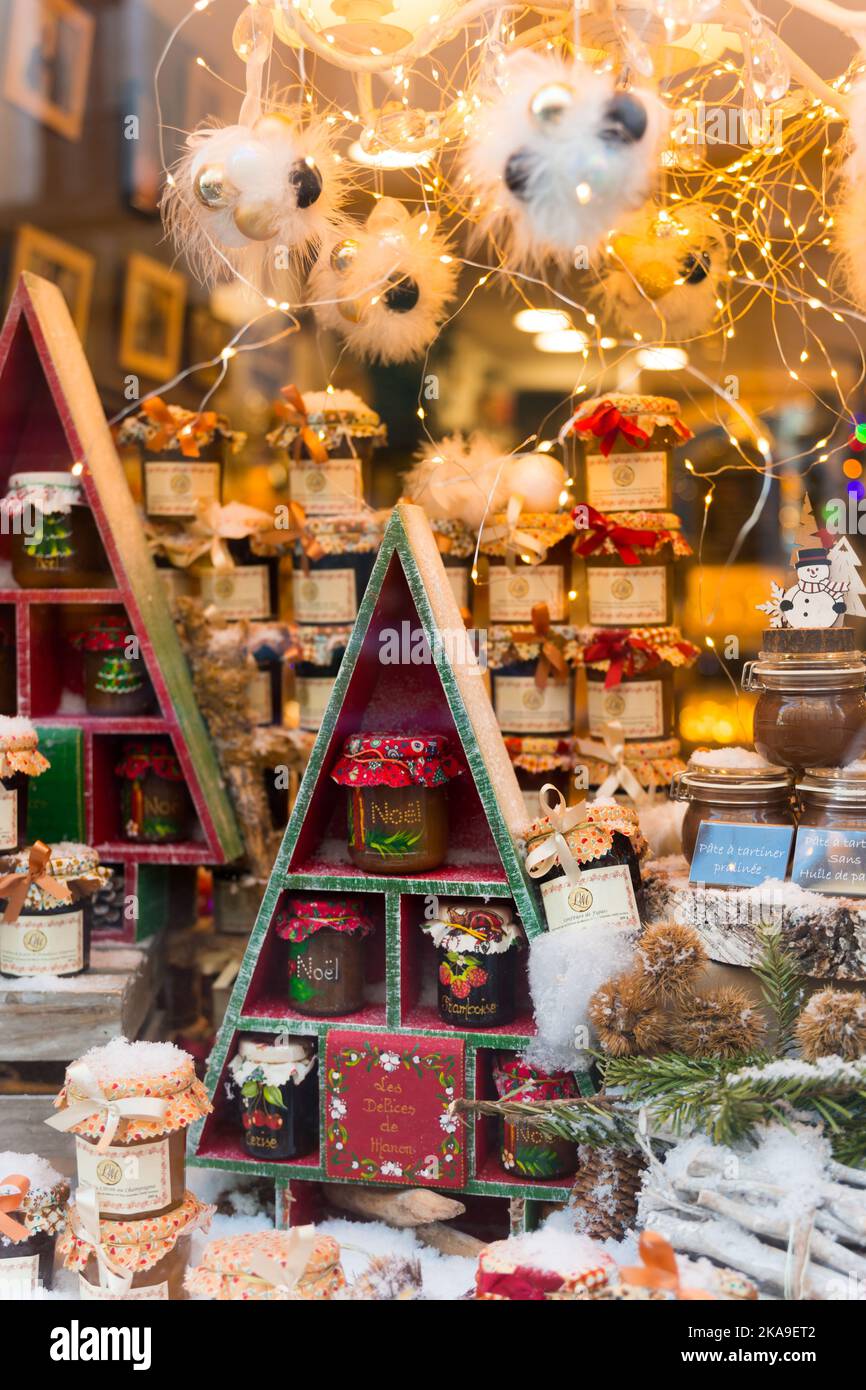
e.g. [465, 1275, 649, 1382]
[471, 1154, 571, 1193]
[289, 845, 509, 884]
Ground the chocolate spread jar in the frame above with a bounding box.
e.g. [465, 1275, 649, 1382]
[228, 1038, 318, 1161]
[276, 898, 373, 1016]
[671, 752, 795, 862]
[744, 653, 866, 770]
[796, 763, 866, 831]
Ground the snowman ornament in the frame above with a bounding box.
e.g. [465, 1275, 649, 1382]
[779, 548, 848, 629]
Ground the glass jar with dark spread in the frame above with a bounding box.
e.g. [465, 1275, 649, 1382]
[0, 842, 108, 978]
[671, 754, 795, 862]
[2, 473, 109, 590]
[292, 517, 381, 625]
[228, 1038, 318, 1161]
[331, 732, 462, 874]
[115, 399, 242, 523]
[115, 740, 194, 843]
[0, 1160, 69, 1297]
[493, 1057, 578, 1180]
[57, 1191, 211, 1301]
[196, 538, 280, 623]
[0, 719, 49, 852]
[504, 736, 573, 825]
[423, 902, 521, 1028]
[525, 796, 647, 933]
[571, 394, 691, 513]
[276, 897, 373, 1016]
[74, 618, 156, 717]
[576, 510, 691, 627]
[267, 388, 385, 515]
[744, 653, 866, 770]
[796, 764, 866, 830]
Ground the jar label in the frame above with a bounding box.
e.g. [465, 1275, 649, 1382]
[247, 668, 275, 726]
[199, 566, 271, 620]
[0, 909, 83, 975]
[0, 1254, 39, 1298]
[144, 461, 221, 517]
[587, 564, 667, 626]
[540, 863, 640, 933]
[292, 568, 357, 623]
[289, 457, 363, 515]
[79, 1276, 169, 1301]
[587, 679, 664, 738]
[586, 451, 668, 510]
[446, 566, 470, 611]
[296, 674, 336, 730]
[158, 568, 193, 602]
[489, 564, 566, 621]
[0, 785, 18, 851]
[75, 1136, 172, 1216]
[494, 676, 572, 733]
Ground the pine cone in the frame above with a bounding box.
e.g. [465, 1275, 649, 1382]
[570, 1146, 646, 1241]
[635, 921, 706, 1006]
[796, 988, 866, 1062]
[588, 971, 667, 1056]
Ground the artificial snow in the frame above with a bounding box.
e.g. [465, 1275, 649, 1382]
[0, 1150, 63, 1193]
[301, 389, 372, 416]
[638, 799, 685, 858]
[0, 715, 36, 739]
[523, 920, 636, 1070]
[485, 1226, 614, 1276]
[689, 746, 773, 770]
[72, 1036, 191, 1082]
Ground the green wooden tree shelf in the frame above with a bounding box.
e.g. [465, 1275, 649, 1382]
[190, 504, 567, 1225]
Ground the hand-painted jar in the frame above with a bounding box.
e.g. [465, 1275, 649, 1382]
[0, 1154, 69, 1297]
[0, 841, 109, 977]
[73, 617, 156, 716]
[422, 902, 522, 1028]
[185, 1229, 345, 1301]
[331, 732, 462, 873]
[579, 626, 699, 742]
[0, 718, 50, 852]
[796, 762, 866, 832]
[275, 898, 373, 1015]
[292, 515, 382, 625]
[116, 397, 245, 522]
[671, 750, 795, 862]
[228, 1038, 318, 1160]
[293, 625, 351, 732]
[50, 1038, 212, 1221]
[493, 1057, 579, 1180]
[744, 652, 866, 770]
[267, 387, 386, 515]
[482, 512, 575, 624]
[570, 394, 692, 514]
[57, 1190, 213, 1301]
[115, 740, 193, 843]
[1, 472, 109, 590]
[525, 795, 648, 934]
[504, 736, 574, 825]
[489, 623, 577, 737]
[574, 508, 692, 627]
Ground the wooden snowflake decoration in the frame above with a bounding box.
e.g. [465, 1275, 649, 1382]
[756, 580, 786, 628]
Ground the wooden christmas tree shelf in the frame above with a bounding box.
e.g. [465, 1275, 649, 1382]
[190, 505, 567, 1225]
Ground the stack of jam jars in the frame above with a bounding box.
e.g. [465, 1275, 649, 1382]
[524, 796, 648, 934]
[228, 1035, 318, 1160]
[0, 1153, 69, 1298]
[50, 1037, 214, 1300]
[488, 621, 581, 764]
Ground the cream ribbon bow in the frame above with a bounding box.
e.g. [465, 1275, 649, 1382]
[45, 1061, 169, 1153]
[525, 784, 585, 886]
[246, 1226, 319, 1297]
[575, 720, 652, 806]
[480, 494, 547, 563]
[74, 1186, 134, 1295]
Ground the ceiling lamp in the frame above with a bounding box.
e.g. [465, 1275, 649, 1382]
[534, 329, 589, 354]
[273, 0, 452, 56]
[513, 308, 572, 334]
[636, 346, 689, 370]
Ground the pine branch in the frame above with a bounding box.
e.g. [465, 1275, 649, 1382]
[751, 924, 805, 1053]
[449, 1094, 640, 1150]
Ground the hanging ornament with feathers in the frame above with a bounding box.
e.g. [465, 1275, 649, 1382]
[309, 199, 458, 363]
[599, 203, 728, 339]
[461, 51, 667, 271]
[405, 433, 510, 531]
[161, 7, 344, 289]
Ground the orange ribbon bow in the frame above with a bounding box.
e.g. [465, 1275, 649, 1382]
[510, 603, 569, 690]
[141, 397, 218, 458]
[0, 1174, 31, 1243]
[276, 385, 330, 464]
[0, 842, 73, 923]
[619, 1231, 713, 1300]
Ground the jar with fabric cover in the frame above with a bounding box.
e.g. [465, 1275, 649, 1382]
[185, 1228, 345, 1301]
[489, 621, 579, 737]
[481, 511, 575, 624]
[1, 472, 109, 589]
[574, 507, 692, 627]
[116, 397, 245, 522]
[57, 1189, 213, 1300]
[575, 731, 685, 802]
[267, 387, 385, 514]
[0, 1153, 69, 1296]
[525, 789, 648, 934]
[492, 1057, 579, 1180]
[293, 624, 352, 733]
[504, 735, 574, 824]
[73, 617, 156, 717]
[568, 394, 692, 514]
[228, 1038, 318, 1159]
[48, 1038, 212, 1221]
[331, 732, 462, 873]
[0, 841, 109, 977]
[115, 740, 194, 843]
[578, 626, 699, 742]
[743, 651, 866, 770]
[275, 898, 374, 1015]
[291, 514, 383, 625]
[0, 717, 50, 852]
[422, 902, 522, 1028]
[671, 749, 795, 862]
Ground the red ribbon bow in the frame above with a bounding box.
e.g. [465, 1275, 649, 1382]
[573, 505, 661, 566]
[582, 629, 659, 689]
[477, 1264, 566, 1300]
[570, 400, 650, 457]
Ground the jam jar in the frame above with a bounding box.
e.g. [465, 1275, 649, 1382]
[185, 1229, 345, 1301]
[228, 1037, 318, 1161]
[52, 1037, 210, 1221]
[525, 798, 647, 934]
[58, 1191, 211, 1301]
[331, 732, 462, 874]
[577, 511, 691, 627]
[0, 1157, 69, 1297]
[493, 1057, 578, 1181]
[291, 516, 381, 625]
[293, 626, 350, 733]
[276, 898, 373, 1016]
[2, 472, 109, 590]
[429, 520, 475, 614]
[484, 529, 574, 624]
[267, 388, 385, 515]
[196, 538, 280, 623]
[671, 751, 795, 862]
[423, 902, 521, 1028]
[744, 652, 866, 770]
[116, 398, 241, 522]
[247, 651, 283, 727]
[0, 842, 109, 978]
[75, 617, 156, 717]
[0, 718, 49, 852]
[572, 393, 691, 513]
[492, 660, 575, 737]
[504, 736, 573, 826]
[115, 740, 194, 843]
[585, 663, 675, 741]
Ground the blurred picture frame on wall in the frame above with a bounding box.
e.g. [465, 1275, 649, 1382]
[3, 0, 94, 141]
[9, 224, 94, 339]
[120, 252, 187, 382]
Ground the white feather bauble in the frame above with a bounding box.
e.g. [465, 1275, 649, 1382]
[404, 433, 510, 531]
[598, 203, 728, 339]
[501, 452, 567, 513]
[309, 198, 458, 364]
[462, 52, 667, 271]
